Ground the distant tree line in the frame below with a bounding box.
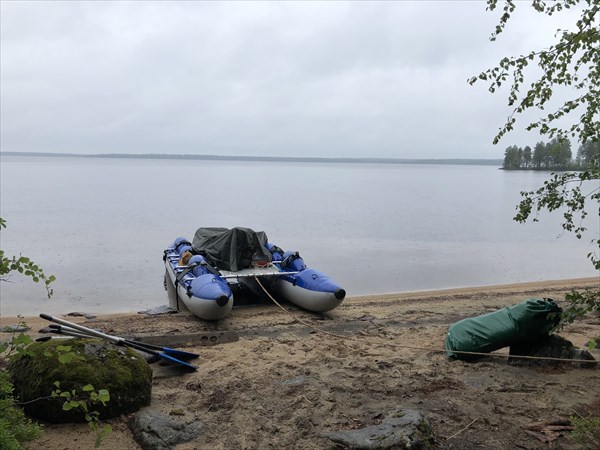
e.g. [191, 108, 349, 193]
[502, 139, 599, 170]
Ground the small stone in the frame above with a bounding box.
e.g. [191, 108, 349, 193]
[322, 408, 434, 450]
[0, 325, 30, 333]
[129, 409, 203, 450]
[138, 305, 178, 315]
[509, 335, 597, 369]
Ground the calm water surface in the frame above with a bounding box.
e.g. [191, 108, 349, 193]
[1, 156, 598, 316]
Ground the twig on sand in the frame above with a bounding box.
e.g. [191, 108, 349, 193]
[445, 418, 477, 441]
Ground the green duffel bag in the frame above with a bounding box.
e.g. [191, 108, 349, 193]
[445, 298, 562, 360]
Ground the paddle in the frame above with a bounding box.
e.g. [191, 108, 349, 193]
[36, 335, 71, 342]
[39, 313, 198, 371]
[46, 324, 199, 361]
[47, 325, 93, 340]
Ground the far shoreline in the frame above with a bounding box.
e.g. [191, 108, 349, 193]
[0, 150, 503, 166]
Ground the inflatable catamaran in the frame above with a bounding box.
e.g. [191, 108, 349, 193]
[163, 227, 346, 320]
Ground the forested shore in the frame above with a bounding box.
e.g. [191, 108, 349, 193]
[502, 139, 599, 170]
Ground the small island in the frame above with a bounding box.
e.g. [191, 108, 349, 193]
[501, 138, 599, 171]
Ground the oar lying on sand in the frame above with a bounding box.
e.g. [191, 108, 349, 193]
[39, 313, 199, 371]
[46, 324, 199, 361]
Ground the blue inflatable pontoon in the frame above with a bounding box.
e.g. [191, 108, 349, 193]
[163, 227, 346, 320]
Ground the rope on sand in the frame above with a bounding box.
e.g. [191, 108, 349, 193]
[253, 277, 599, 365]
[254, 276, 345, 340]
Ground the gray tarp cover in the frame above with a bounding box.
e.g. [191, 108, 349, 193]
[191, 227, 272, 272]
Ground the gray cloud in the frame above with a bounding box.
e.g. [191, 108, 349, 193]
[0, 1, 583, 158]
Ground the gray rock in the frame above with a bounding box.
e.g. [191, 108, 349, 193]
[358, 314, 376, 321]
[322, 408, 434, 450]
[63, 312, 96, 319]
[0, 324, 30, 333]
[129, 409, 203, 450]
[131, 348, 160, 364]
[509, 335, 597, 368]
[138, 305, 178, 316]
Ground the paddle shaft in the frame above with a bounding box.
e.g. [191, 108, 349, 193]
[40, 314, 121, 343]
[48, 324, 199, 360]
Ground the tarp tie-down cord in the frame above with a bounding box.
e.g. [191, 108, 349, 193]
[252, 277, 598, 365]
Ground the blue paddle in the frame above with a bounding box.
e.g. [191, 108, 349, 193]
[40, 313, 198, 371]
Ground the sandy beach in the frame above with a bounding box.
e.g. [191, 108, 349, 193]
[3, 277, 599, 449]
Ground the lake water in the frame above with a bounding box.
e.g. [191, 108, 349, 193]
[1, 155, 598, 316]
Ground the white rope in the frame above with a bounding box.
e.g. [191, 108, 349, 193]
[253, 277, 599, 365]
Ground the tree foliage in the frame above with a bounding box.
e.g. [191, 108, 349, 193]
[502, 138, 579, 169]
[0, 218, 55, 298]
[513, 163, 600, 332]
[474, 0, 600, 346]
[514, 166, 600, 258]
[469, 0, 599, 145]
[577, 140, 600, 165]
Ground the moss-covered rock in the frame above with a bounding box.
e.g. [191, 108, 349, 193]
[8, 338, 152, 423]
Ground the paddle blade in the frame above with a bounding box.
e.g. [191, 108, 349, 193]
[122, 340, 200, 360]
[157, 352, 198, 371]
[160, 347, 200, 361]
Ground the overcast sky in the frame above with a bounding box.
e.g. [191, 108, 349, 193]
[0, 1, 583, 159]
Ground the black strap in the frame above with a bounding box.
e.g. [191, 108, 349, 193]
[175, 261, 201, 285]
[280, 251, 300, 269]
[175, 260, 221, 286]
[268, 245, 285, 255]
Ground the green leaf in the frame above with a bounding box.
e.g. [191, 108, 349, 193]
[97, 389, 110, 404]
[95, 424, 113, 448]
[13, 333, 32, 346]
[58, 353, 74, 364]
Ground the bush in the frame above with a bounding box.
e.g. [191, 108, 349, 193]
[0, 370, 42, 450]
[571, 416, 600, 448]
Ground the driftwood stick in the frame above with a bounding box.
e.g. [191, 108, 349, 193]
[445, 418, 477, 440]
